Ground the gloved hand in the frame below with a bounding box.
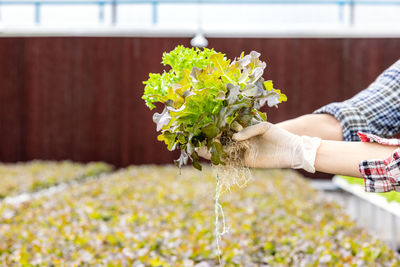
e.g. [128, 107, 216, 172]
[232, 122, 321, 173]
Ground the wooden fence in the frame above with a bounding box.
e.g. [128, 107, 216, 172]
[0, 37, 399, 174]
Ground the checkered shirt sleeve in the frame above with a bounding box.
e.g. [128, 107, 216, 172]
[314, 59, 400, 141]
[358, 132, 400, 193]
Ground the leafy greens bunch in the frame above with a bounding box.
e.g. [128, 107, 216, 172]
[143, 45, 286, 170]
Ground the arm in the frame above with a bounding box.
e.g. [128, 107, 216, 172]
[314, 140, 395, 177]
[311, 59, 400, 141]
[232, 122, 395, 179]
[277, 114, 343, 141]
[231, 122, 400, 192]
[278, 59, 400, 142]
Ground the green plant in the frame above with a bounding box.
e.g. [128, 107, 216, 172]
[1, 167, 398, 265]
[0, 161, 112, 198]
[143, 45, 286, 170]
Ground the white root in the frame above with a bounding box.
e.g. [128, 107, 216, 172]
[214, 175, 227, 265]
[212, 139, 255, 266]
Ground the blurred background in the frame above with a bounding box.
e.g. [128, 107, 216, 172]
[0, 0, 400, 170]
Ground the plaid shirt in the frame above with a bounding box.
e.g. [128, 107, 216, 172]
[314, 59, 400, 192]
[358, 132, 400, 193]
[314, 59, 400, 142]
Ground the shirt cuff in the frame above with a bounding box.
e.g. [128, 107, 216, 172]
[314, 102, 369, 142]
[358, 132, 400, 193]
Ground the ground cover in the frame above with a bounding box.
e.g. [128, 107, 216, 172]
[0, 166, 398, 266]
[340, 176, 400, 203]
[0, 160, 112, 198]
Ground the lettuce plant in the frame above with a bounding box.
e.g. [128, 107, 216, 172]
[143, 45, 286, 170]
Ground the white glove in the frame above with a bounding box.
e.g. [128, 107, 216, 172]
[232, 122, 321, 173]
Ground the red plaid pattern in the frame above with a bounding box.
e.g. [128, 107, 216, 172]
[358, 132, 400, 193]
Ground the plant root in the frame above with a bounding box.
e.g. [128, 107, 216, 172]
[213, 138, 255, 194]
[212, 138, 256, 266]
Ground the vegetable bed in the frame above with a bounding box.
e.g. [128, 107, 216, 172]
[339, 176, 400, 203]
[0, 166, 398, 266]
[333, 176, 400, 250]
[0, 160, 112, 198]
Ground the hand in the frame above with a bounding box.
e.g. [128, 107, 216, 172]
[232, 122, 321, 172]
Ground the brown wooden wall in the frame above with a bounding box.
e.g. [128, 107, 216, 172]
[0, 37, 399, 169]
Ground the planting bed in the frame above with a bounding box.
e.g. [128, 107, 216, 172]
[0, 166, 398, 266]
[0, 161, 112, 198]
[333, 176, 400, 249]
[338, 176, 400, 204]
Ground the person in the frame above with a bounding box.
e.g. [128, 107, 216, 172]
[218, 59, 400, 193]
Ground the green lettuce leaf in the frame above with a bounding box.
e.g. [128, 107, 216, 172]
[142, 46, 287, 169]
